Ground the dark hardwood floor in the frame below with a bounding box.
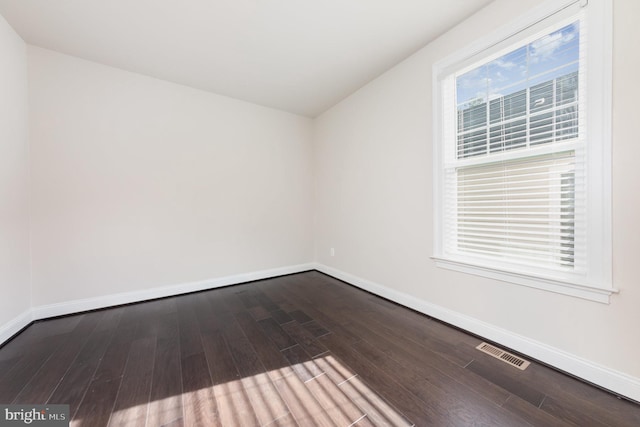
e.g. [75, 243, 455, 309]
[1, 271, 638, 426]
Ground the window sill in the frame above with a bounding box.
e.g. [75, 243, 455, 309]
[432, 256, 617, 303]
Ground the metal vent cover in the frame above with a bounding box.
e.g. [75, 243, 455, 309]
[476, 342, 530, 370]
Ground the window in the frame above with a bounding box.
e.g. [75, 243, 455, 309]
[432, 0, 614, 302]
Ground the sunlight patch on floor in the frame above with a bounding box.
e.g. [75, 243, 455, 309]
[105, 354, 413, 426]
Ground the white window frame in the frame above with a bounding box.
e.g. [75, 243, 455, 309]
[432, 0, 615, 303]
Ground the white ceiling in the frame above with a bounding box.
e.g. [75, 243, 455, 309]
[0, 0, 493, 117]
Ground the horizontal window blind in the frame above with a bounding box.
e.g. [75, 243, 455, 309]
[443, 151, 586, 271]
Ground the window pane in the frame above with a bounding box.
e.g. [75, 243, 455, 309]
[455, 22, 580, 159]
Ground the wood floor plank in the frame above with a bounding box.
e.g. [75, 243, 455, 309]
[313, 275, 475, 367]
[72, 376, 121, 427]
[311, 353, 357, 387]
[540, 395, 612, 427]
[208, 287, 244, 317]
[272, 282, 360, 342]
[318, 332, 427, 425]
[252, 289, 280, 312]
[201, 331, 240, 385]
[146, 305, 184, 427]
[345, 316, 511, 407]
[0, 356, 22, 381]
[108, 336, 157, 427]
[257, 283, 298, 313]
[131, 301, 165, 340]
[1, 271, 638, 427]
[513, 356, 640, 427]
[1, 315, 84, 359]
[281, 321, 328, 358]
[233, 312, 292, 381]
[258, 318, 297, 350]
[302, 320, 331, 339]
[369, 309, 475, 368]
[263, 412, 298, 427]
[304, 372, 366, 426]
[47, 309, 125, 418]
[288, 310, 312, 324]
[336, 372, 413, 427]
[12, 311, 103, 404]
[351, 414, 376, 426]
[45, 329, 114, 416]
[502, 395, 573, 427]
[223, 317, 263, 378]
[91, 306, 141, 383]
[272, 370, 336, 427]
[177, 295, 205, 359]
[175, 294, 221, 427]
[192, 293, 219, 335]
[248, 305, 272, 321]
[350, 336, 530, 427]
[314, 351, 413, 426]
[466, 359, 546, 407]
[263, 286, 361, 345]
[235, 289, 261, 309]
[201, 331, 259, 427]
[281, 345, 324, 383]
[0, 335, 68, 403]
[240, 372, 290, 427]
[181, 352, 221, 427]
[312, 279, 546, 426]
[270, 309, 294, 325]
[223, 315, 290, 426]
[209, 377, 257, 427]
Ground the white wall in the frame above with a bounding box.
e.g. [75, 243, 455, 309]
[28, 46, 314, 307]
[0, 15, 30, 330]
[314, 0, 640, 393]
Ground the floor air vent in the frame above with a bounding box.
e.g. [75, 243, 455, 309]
[476, 342, 530, 370]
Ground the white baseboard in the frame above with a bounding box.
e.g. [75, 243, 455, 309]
[313, 263, 640, 403]
[0, 310, 33, 345]
[0, 263, 314, 346]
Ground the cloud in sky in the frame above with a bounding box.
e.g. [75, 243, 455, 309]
[530, 23, 578, 63]
[492, 58, 518, 70]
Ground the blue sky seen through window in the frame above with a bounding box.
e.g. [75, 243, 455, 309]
[456, 22, 580, 110]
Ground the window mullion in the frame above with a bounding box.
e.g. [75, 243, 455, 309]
[525, 44, 531, 149]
